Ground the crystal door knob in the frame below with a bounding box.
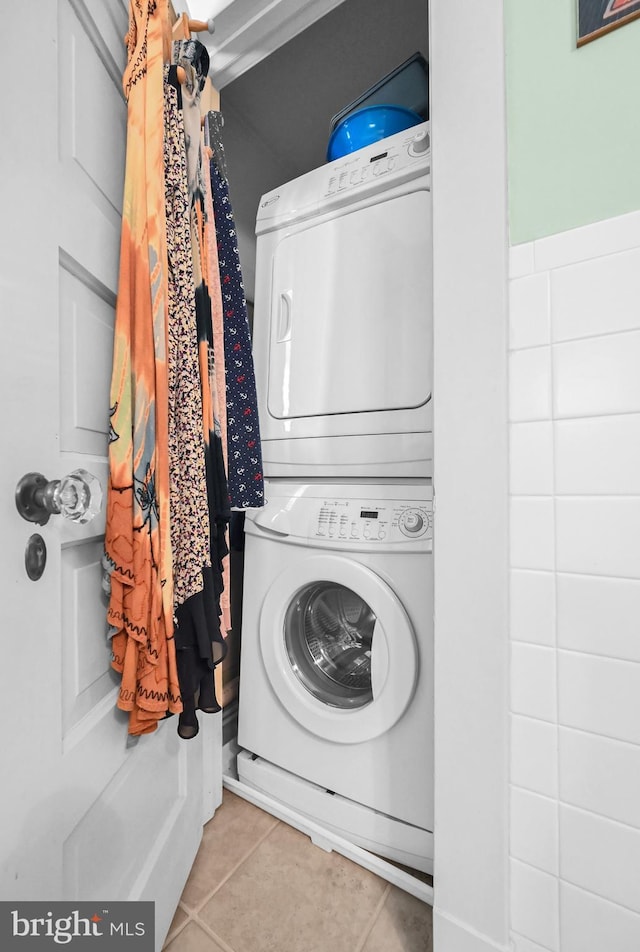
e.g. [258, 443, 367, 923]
[15, 469, 103, 526]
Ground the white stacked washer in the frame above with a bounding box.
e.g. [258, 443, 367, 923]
[238, 123, 434, 872]
[237, 480, 433, 872]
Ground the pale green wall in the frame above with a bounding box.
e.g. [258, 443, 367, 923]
[505, 0, 640, 245]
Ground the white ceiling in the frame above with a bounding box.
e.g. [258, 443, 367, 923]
[181, 0, 351, 88]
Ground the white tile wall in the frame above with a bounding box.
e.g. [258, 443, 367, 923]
[510, 570, 556, 646]
[510, 240, 535, 278]
[510, 272, 550, 349]
[512, 933, 556, 952]
[532, 208, 640, 272]
[555, 414, 640, 495]
[511, 422, 554, 495]
[560, 728, 640, 830]
[511, 715, 558, 798]
[509, 348, 552, 421]
[510, 497, 555, 570]
[557, 574, 640, 662]
[560, 882, 640, 952]
[556, 498, 640, 578]
[510, 859, 559, 951]
[550, 248, 640, 342]
[511, 643, 556, 722]
[510, 787, 559, 875]
[560, 805, 640, 913]
[553, 330, 640, 419]
[558, 650, 640, 746]
[509, 211, 640, 950]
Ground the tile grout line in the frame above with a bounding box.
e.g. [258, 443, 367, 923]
[192, 915, 239, 952]
[352, 882, 392, 952]
[163, 912, 192, 950]
[509, 322, 640, 351]
[511, 855, 640, 921]
[189, 817, 281, 915]
[511, 927, 554, 952]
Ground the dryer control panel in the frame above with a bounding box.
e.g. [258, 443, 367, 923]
[256, 122, 430, 234]
[324, 124, 431, 200]
[313, 498, 432, 544]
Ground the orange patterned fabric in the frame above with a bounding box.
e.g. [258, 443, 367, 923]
[104, 0, 181, 735]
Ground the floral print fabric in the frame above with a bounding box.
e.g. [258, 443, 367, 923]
[164, 64, 211, 610]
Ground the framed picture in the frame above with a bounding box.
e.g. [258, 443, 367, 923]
[577, 0, 640, 45]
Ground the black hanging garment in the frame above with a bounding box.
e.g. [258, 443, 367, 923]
[206, 112, 265, 511]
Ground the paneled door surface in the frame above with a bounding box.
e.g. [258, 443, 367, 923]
[0, 3, 220, 947]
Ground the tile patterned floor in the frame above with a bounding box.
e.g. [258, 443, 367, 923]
[163, 790, 433, 952]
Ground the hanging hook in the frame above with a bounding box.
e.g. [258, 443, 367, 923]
[187, 17, 216, 36]
[174, 13, 216, 39]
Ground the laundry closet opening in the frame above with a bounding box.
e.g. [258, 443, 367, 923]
[214, 0, 432, 898]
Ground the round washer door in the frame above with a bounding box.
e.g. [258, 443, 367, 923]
[259, 555, 418, 744]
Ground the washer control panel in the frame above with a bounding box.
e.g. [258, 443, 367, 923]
[324, 124, 430, 199]
[312, 498, 433, 544]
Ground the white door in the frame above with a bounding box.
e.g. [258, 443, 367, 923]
[0, 2, 220, 947]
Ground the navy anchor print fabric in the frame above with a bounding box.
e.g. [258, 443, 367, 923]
[207, 113, 264, 510]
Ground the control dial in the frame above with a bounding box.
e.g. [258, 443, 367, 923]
[409, 129, 430, 156]
[399, 508, 429, 537]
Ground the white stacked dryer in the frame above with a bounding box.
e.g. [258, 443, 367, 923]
[251, 121, 432, 480]
[238, 123, 434, 873]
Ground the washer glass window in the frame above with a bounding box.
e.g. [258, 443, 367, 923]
[284, 582, 376, 709]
